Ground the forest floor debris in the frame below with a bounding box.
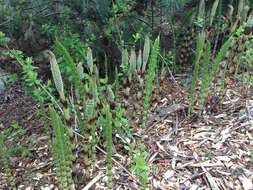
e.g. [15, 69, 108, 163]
[0, 78, 252, 190]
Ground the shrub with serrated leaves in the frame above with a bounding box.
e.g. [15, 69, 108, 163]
[7, 49, 54, 103]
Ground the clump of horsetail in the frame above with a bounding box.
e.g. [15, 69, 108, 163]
[130, 36, 159, 188]
[50, 107, 75, 190]
[142, 35, 160, 142]
[188, 31, 206, 115]
[47, 50, 75, 154]
[196, 27, 244, 111]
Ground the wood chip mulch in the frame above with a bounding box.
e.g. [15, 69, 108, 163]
[0, 79, 252, 190]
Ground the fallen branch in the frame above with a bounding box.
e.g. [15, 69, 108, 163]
[82, 172, 104, 190]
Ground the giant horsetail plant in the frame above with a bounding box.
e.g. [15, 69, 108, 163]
[85, 48, 100, 163]
[209, 32, 236, 83]
[46, 49, 76, 147]
[105, 103, 113, 190]
[142, 35, 160, 139]
[192, 26, 245, 113]
[84, 76, 98, 163]
[45, 50, 70, 121]
[187, 0, 206, 114]
[114, 67, 120, 101]
[120, 48, 130, 83]
[120, 35, 151, 84]
[84, 97, 97, 162]
[218, 62, 228, 95]
[133, 36, 160, 188]
[55, 40, 85, 96]
[50, 107, 75, 190]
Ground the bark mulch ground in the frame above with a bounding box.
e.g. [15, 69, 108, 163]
[0, 78, 252, 190]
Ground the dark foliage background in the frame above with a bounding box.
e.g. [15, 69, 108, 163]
[0, 0, 252, 77]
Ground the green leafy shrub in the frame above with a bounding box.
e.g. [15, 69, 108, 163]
[7, 49, 54, 103]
